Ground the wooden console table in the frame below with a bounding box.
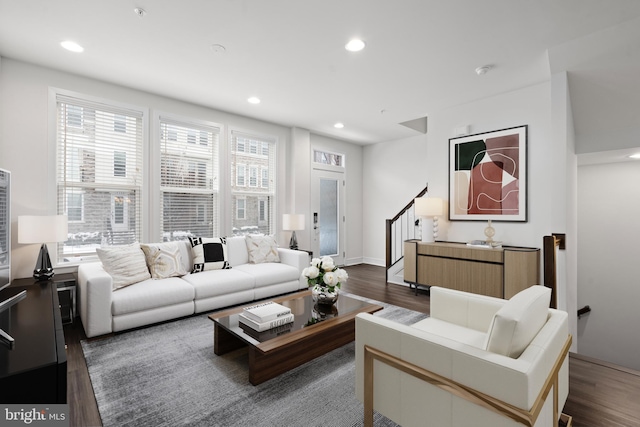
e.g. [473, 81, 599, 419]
[404, 240, 540, 299]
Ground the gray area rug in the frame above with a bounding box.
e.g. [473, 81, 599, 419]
[81, 293, 428, 427]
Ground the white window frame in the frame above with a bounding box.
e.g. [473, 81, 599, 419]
[50, 88, 148, 264]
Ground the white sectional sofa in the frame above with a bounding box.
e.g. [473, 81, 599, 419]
[78, 236, 308, 338]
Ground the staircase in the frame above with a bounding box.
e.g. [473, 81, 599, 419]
[385, 185, 428, 285]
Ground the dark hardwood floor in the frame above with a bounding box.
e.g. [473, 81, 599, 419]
[64, 264, 640, 427]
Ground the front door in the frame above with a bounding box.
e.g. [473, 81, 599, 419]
[311, 168, 344, 266]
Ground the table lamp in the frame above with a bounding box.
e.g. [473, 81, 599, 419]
[18, 215, 68, 281]
[414, 197, 444, 242]
[282, 214, 305, 250]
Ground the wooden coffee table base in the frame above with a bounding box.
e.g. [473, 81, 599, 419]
[211, 291, 382, 385]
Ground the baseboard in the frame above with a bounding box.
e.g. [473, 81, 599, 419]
[361, 257, 384, 267]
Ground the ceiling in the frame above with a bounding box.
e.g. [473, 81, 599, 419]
[1, 0, 640, 152]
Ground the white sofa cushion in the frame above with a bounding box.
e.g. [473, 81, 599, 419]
[140, 242, 189, 279]
[485, 285, 551, 358]
[96, 243, 151, 290]
[181, 269, 255, 299]
[111, 276, 195, 316]
[411, 318, 487, 349]
[245, 234, 280, 264]
[233, 263, 300, 287]
[188, 237, 230, 272]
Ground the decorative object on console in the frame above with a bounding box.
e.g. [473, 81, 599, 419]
[18, 215, 68, 281]
[414, 197, 444, 242]
[302, 255, 348, 306]
[484, 219, 496, 242]
[282, 214, 305, 250]
[449, 125, 528, 222]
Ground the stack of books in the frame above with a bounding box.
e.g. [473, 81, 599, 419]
[239, 301, 294, 332]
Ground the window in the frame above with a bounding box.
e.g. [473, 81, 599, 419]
[56, 94, 144, 261]
[66, 191, 84, 222]
[114, 151, 126, 177]
[258, 198, 267, 222]
[230, 131, 276, 235]
[159, 116, 219, 241]
[196, 204, 206, 223]
[236, 198, 246, 220]
[236, 164, 246, 187]
[249, 166, 258, 187]
[114, 115, 127, 133]
[313, 149, 344, 167]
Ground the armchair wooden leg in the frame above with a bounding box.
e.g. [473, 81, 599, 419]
[364, 346, 374, 427]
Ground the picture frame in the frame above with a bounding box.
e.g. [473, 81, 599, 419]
[448, 125, 528, 222]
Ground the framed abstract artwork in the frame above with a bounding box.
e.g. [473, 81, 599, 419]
[449, 125, 528, 221]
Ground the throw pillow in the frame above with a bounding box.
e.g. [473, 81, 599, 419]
[484, 285, 551, 358]
[140, 242, 189, 279]
[96, 243, 151, 290]
[245, 234, 280, 264]
[188, 237, 231, 273]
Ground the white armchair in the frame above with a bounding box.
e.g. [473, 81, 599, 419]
[355, 286, 572, 427]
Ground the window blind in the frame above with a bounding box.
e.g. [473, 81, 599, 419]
[0, 170, 9, 279]
[230, 131, 276, 235]
[56, 94, 144, 262]
[159, 117, 220, 241]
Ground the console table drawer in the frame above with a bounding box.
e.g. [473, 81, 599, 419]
[417, 242, 503, 263]
[418, 256, 503, 298]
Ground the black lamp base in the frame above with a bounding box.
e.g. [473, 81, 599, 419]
[289, 231, 298, 250]
[33, 243, 55, 281]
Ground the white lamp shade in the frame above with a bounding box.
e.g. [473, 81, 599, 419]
[282, 214, 305, 231]
[18, 215, 68, 244]
[415, 197, 444, 217]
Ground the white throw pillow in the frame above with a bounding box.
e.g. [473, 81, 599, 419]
[140, 242, 189, 279]
[96, 243, 151, 290]
[245, 234, 280, 264]
[484, 285, 551, 358]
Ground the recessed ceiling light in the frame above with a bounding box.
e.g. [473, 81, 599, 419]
[475, 65, 493, 75]
[247, 97, 261, 104]
[629, 153, 640, 159]
[210, 44, 226, 54]
[334, 122, 345, 129]
[134, 7, 146, 18]
[61, 40, 84, 53]
[345, 39, 366, 52]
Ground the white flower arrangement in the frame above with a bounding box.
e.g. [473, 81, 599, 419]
[302, 256, 348, 294]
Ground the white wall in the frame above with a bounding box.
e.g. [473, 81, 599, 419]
[0, 58, 365, 279]
[363, 81, 578, 345]
[362, 134, 429, 266]
[0, 59, 288, 278]
[364, 82, 565, 254]
[577, 161, 640, 370]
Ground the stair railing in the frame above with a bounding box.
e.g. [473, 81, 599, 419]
[385, 185, 429, 282]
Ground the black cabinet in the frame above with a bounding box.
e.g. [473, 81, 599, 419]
[0, 279, 67, 403]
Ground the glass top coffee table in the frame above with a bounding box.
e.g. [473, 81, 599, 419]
[208, 290, 383, 385]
